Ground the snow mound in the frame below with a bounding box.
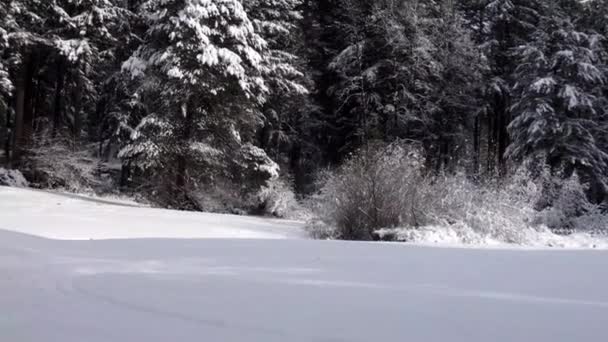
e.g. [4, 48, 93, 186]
[0, 167, 28, 187]
[0, 186, 306, 240]
[376, 224, 608, 249]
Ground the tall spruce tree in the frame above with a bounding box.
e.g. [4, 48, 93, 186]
[119, 0, 274, 204]
[460, 0, 546, 174]
[508, 9, 608, 201]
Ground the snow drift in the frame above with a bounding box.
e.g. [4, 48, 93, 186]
[0, 186, 305, 240]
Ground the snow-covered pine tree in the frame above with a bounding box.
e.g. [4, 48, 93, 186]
[243, 0, 307, 147]
[245, 0, 307, 96]
[464, 0, 546, 173]
[243, 0, 318, 191]
[0, 13, 13, 157]
[327, 0, 438, 153]
[0, 0, 135, 152]
[0, 12, 12, 104]
[508, 12, 608, 200]
[120, 0, 274, 205]
[51, 0, 138, 140]
[423, 1, 483, 172]
[326, 0, 480, 171]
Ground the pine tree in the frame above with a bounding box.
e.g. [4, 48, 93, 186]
[327, 0, 434, 152]
[243, 0, 309, 161]
[0, 15, 12, 103]
[119, 0, 272, 203]
[508, 12, 608, 199]
[325, 0, 480, 170]
[461, 0, 546, 174]
[423, 2, 483, 172]
[0, 15, 13, 160]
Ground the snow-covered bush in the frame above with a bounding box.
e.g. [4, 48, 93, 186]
[255, 178, 310, 219]
[24, 136, 103, 192]
[533, 172, 608, 235]
[188, 180, 252, 215]
[305, 218, 336, 239]
[400, 171, 545, 245]
[308, 143, 608, 245]
[310, 141, 426, 240]
[0, 168, 28, 187]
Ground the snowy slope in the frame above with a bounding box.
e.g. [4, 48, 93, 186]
[1, 186, 608, 342]
[1, 229, 608, 342]
[0, 186, 305, 240]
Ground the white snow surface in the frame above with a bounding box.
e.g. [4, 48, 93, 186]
[1, 186, 608, 341]
[0, 168, 28, 188]
[0, 186, 304, 240]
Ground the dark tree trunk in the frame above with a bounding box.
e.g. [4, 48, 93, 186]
[176, 98, 194, 190]
[31, 76, 42, 133]
[492, 103, 501, 174]
[2, 95, 9, 166]
[497, 105, 509, 176]
[486, 111, 493, 173]
[23, 55, 36, 144]
[12, 54, 32, 164]
[95, 97, 108, 159]
[120, 162, 131, 188]
[52, 60, 65, 137]
[473, 115, 480, 175]
[73, 72, 84, 141]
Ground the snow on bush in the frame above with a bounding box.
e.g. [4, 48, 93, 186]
[308, 142, 608, 247]
[308, 141, 426, 240]
[255, 178, 310, 219]
[409, 171, 544, 245]
[25, 136, 103, 192]
[0, 168, 28, 187]
[532, 172, 608, 236]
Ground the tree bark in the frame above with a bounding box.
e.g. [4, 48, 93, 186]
[497, 106, 509, 176]
[52, 60, 65, 137]
[23, 55, 36, 144]
[120, 162, 131, 188]
[176, 98, 194, 190]
[473, 115, 480, 176]
[12, 54, 30, 164]
[1, 95, 9, 166]
[72, 71, 84, 142]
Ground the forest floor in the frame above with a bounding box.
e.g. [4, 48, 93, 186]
[1, 186, 607, 341]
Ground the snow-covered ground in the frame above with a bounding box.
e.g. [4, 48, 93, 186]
[1, 186, 608, 341]
[0, 186, 305, 240]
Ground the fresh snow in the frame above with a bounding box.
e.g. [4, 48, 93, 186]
[0, 186, 304, 240]
[1, 186, 608, 341]
[0, 168, 28, 188]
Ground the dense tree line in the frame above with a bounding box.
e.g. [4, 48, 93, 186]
[1, 0, 607, 211]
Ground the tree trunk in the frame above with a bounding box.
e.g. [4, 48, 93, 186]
[23, 55, 36, 144]
[73, 71, 84, 142]
[486, 111, 493, 173]
[120, 162, 131, 188]
[12, 54, 31, 164]
[1, 95, 9, 166]
[176, 155, 187, 189]
[497, 104, 509, 176]
[473, 115, 480, 176]
[176, 98, 194, 190]
[52, 60, 65, 137]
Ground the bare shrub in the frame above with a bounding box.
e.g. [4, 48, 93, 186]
[311, 141, 425, 240]
[308, 144, 608, 245]
[534, 172, 608, 235]
[255, 178, 308, 219]
[24, 135, 105, 192]
[308, 146, 551, 244]
[412, 171, 544, 244]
